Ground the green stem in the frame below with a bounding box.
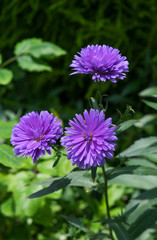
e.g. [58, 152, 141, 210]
[102, 165, 114, 240]
[0, 55, 19, 69]
[98, 81, 103, 106]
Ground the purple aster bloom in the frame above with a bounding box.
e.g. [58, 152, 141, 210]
[11, 111, 63, 163]
[70, 44, 129, 83]
[61, 109, 117, 169]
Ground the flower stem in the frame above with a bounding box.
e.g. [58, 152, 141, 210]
[102, 165, 114, 240]
[0, 55, 19, 69]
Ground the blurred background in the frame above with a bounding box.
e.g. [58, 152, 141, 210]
[0, 0, 157, 239]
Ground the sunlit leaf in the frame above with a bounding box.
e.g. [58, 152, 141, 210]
[142, 100, 157, 110]
[139, 87, 157, 97]
[0, 68, 13, 85]
[116, 119, 137, 135]
[0, 144, 24, 169]
[28, 169, 88, 198]
[14, 38, 42, 55]
[17, 55, 51, 72]
[118, 137, 157, 158]
[0, 120, 17, 139]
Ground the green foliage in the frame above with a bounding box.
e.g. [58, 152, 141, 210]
[0, 69, 13, 85]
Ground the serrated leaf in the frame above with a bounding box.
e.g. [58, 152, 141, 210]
[14, 38, 42, 55]
[118, 137, 157, 158]
[0, 120, 17, 139]
[116, 119, 137, 135]
[142, 100, 157, 110]
[0, 144, 24, 169]
[17, 55, 51, 72]
[29, 42, 66, 58]
[139, 86, 157, 97]
[0, 68, 13, 85]
[28, 169, 88, 199]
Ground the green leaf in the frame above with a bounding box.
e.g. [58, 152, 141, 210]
[31, 175, 96, 189]
[0, 144, 24, 169]
[118, 137, 157, 158]
[63, 215, 93, 233]
[0, 68, 13, 85]
[1, 197, 15, 217]
[139, 86, 157, 97]
[134, 114, 157, 128]
[110, 222, 131, 240]
[0, 120, 17, 139]
[17, 55, 51, 72]
[142, 100, 157, 110]
[14, 38, 66, 58]
[14, 38, 42, 55]
[109, 174, 157, 189]
[29, 42, 66, 59]
[142, 153, 157, 163]
[0, 54, 2, 64]
[116, 119, 137, 135]
[28, 169, 88, 199]
[89, 97, 100, 110]
[128, 209, 157, 239]
[135, 187, 157, 200]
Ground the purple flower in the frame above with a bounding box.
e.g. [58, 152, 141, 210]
[61, 109, 117, 169]
[11, 111, 63, 163]
[70, 44, 129, 83]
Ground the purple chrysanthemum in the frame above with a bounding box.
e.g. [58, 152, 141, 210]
[70, 44, 129, 83]
[11, 111, 63, 163]
[61, 109, 117, 169]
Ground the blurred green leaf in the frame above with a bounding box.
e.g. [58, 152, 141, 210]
[28, 169, 88, 199]
[0, 53, 2, 64]
[31, 175, 96, 189]
[14, 38, 42, 55]
[142, 153, 157, 163]
[109, 175, 157, 189]
[63, 215, 93, 233]
[108, 165, 157, 180]
[118, 137, 157, 158]
[135, 187, 157, 200]
[142, 100, 157, 110]
[17, 55, 51, 72]
[139, 87, 157, 97]
[0, 120, 17, 139]
[128, 209, 157, 239]
[0, 68, 13, 85]
[29, 42, 66, 59]
[110, 222, 131, 240]
[134, 114, 157, 128]
[14, 38, 66, 58]
[116, 119, 137, 135]
[0, 144, 24, 169]
[1, 197, 15, 217]
[89, 97, 100, 110]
